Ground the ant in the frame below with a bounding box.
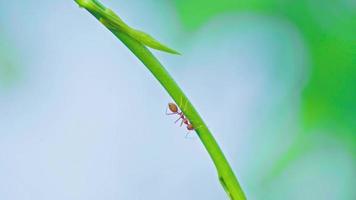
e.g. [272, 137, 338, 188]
[166, 102, 195, 132]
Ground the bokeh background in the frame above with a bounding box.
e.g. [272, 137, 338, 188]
[0, 0, 355, 199]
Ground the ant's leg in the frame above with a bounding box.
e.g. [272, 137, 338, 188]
[174, 115, 183, 123]
[185, 131, 196, 140]
[180, 118, 186, 127]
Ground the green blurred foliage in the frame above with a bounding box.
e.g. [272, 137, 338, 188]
[0, 33, 21, 90]
[174, 0, 356, 174]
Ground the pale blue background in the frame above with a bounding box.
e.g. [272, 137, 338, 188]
[0, 0, 354, 200]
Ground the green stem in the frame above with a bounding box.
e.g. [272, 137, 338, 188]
[74, 0, 246, 199]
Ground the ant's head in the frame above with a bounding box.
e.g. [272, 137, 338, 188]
[187, 124, 194, 130]
[168, 103, 178, 113]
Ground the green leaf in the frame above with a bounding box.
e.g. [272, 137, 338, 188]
[74, 0, 245, 199]
[75, 0, 180, 55]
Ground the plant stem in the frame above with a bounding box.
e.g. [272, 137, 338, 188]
[74, 0, 246, 199]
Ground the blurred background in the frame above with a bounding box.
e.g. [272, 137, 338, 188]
[0, 0, 355, 199]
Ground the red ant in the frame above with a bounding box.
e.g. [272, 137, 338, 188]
[166, 102, 195, 131]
